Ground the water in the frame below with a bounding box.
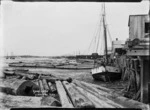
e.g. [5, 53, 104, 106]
[1, 57, 127, 92]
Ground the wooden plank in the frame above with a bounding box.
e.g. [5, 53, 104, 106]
[55, 81, 73, 108]
[78, 80, 111, 93]
[73, 80, 124, 108]
[75, 85, 122, 108]
[74, 80, 149, 109]
[62, 81, 95, 108]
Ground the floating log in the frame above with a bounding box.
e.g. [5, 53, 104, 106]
[62, 81, 95, 108]
[56, 81, 73, 108]
[42, 79, 49, 91]
[3, 71, 14, 75]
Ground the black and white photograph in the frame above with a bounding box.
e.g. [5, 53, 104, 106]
[0, 0, 149, 109]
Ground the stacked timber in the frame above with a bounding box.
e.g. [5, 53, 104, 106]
[1, 69, 149, 109]
[63, 81, 95, 108]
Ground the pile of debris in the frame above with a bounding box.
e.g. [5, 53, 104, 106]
[0, 68, 149, 110]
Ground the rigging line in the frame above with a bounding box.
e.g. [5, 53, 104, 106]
[100, 29, 104, 55]
[87, 36, 95, 54]
[94, 15, 103, 53]
[87, 3, 104, 54]
[87, 15, 102, 55]
[96, 16, 103, 53]
[107, 27, 113, 46]
[91, 6, 104, 54]
[105, 19, 112, 43]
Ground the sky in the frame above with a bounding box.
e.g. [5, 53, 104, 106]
[0, 0, 149, 56]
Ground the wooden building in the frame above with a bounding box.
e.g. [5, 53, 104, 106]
[128, 15, 149, 40]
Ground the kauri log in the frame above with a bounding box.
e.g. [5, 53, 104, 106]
[2, 79, 39, 96]
[56, 81, 73, 108]
[62, 81, 95, 108]
[75, 85, 121, 108]
[73, 80, 149, 110]
[38, 80, 45, 92]
[42, 79, 49, 91]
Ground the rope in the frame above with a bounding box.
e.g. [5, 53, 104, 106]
[96, 16, 103, 53]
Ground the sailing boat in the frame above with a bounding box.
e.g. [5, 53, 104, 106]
[91, 4, 121, 82]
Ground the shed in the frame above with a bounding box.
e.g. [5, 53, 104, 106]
[128, 14, 150, 40]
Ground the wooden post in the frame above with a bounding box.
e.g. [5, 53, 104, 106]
[140, 56, 150, 104]
[55, 81, 73, 108]
[148, 83, 150, 105]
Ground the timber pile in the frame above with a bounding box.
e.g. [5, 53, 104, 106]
[1, 69, 149, 109]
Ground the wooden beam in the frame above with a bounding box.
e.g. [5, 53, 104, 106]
[62, 81, 95, 108]
[75, 85, 122, 108]
[73, 80, 149, 109]
[73, 80, 124, 108]
[55, 81, 73, 108]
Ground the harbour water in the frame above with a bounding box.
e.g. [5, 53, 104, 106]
[1, 57, 127, 93]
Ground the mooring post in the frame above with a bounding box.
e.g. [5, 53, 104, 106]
[140, 56, 150, 104]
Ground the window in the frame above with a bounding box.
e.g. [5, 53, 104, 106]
[145, 22, 150, 33]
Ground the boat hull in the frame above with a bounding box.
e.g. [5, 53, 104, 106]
[91, 66, 121, 82]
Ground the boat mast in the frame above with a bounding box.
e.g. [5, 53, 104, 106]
[103, 3, 108, 64]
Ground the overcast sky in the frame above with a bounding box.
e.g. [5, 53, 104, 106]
[0, 1, 149, 56]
